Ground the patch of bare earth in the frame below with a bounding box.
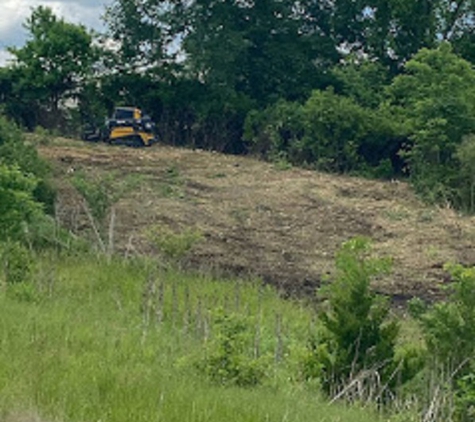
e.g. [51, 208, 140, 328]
[39, 139, 475, 304]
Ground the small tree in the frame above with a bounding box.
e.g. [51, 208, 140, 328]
[314, 238, 400, 398]
[8, 6, 97, 130]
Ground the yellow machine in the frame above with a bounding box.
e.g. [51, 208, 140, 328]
[105, 107, 156, 147]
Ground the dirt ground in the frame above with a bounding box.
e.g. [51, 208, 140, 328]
[38, 137, 475, 304]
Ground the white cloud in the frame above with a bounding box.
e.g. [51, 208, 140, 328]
[0, 0, 111, 49]
[0, 0, 111, 62]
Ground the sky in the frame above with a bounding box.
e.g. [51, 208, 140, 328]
[0, 0, 111, 65]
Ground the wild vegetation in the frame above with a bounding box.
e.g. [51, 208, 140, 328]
[3, 2, 475, 210]
[0, 117, 475, 421]
[2, 1, 475, 421]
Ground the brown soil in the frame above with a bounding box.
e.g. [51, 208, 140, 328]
[38, 138, 475, 304]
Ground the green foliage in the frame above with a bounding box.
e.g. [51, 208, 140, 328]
[196, 309, 268, 387]
[410, 264, 475, 374]
[178, 0, 338, 105]
[244, 100, 304, 160]
[71, 171, 137, 224]
[7, 6, 97, 130]
[245, 90, 402, 176]
[409, 263, 475, 421]
[298, 90, 372, 172]
[454, 135, 475, 212]
[312, 238, 401, 396]
[0, 164, 43, 241]
[0, 240, 34, 284]
[332, 58, 391, 109]
[71, 171, 141, 253]
[146, 225, 203, 261]
[72, 172, 116, 224]
[456, 371, 475, 422]
[388, 43, 475, 206]
[0, 116, 55, 213]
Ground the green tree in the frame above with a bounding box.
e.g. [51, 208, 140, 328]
[309, 238, 411, 399]
[332, 58, 392, 109]
[388, 43, 475, 205]
[104, 0, 173, 73]
[8, 6, 97, 130]
[180, 0, 338, 104]
[245, 89, 402, 177]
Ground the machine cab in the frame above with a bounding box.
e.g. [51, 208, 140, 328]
[112, 107, 142, 124]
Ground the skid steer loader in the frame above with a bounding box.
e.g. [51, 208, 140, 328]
[82, 107, 156, 147]
[104, 107, 156, 147]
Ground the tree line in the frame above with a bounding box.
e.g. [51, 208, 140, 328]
[3, 1, 475, 210]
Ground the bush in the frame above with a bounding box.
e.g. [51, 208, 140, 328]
[456, 371, 475, 422]
[410, 264, 475, 375]
[0, 115, 55, 214]
[146, 225, 203, 262]
[0, 240, 34, 284]
[196, 309, 268, 387]
[244, 90, 402, 177]
[388, 44, 475, 207]
[308, 238, 404, 399]
[409, 263, 475, 421]
[0, 164, 43, 241]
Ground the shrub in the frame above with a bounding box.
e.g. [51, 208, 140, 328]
[0, 164, 43, 241]
[308, 238, 405, 399]
[388, 44, 475, 207]
[456, 371, 475, 422]
[146, 225, 203, 262]
[0, 115, 55, 213]
[72, 171, 117, 224]
[244, 90, 402, 177]
[0, 240, 34, 284]
[410, 264, 475, 375]
[409, 264, 475, 421]
[196, 309, 268, 387]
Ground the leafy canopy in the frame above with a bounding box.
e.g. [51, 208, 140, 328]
[8, 6, 96, 128]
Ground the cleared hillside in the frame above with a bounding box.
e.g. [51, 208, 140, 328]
[38, 138, 475, 304]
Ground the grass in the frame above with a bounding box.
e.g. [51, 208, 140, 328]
[0, 253, 405, 422]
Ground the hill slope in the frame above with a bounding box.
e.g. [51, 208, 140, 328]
[39, 138, 475, 303]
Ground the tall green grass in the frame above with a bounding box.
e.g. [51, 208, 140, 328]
[0, 254, 403, 422]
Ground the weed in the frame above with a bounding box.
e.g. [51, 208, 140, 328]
[30, 126, 52, 146]
[271, 151, 292, 171]
[71, 171, 139, 253]
[157, 165, 186, 198]
[384, 207, 411, 221]
[425, 245, 440, 260]
[229, 208, 250, 225]
[0, 253, 408, 422]
[417, 210, 435, 223]
[209, 172, 227, 179]
[146, 225, 203, 262]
